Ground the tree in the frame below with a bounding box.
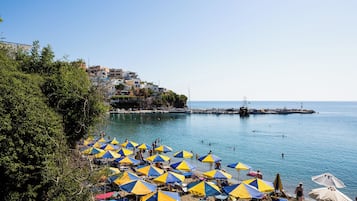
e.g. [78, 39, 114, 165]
[0, 43, 105, 200]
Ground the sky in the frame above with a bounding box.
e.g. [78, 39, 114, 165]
[1, 0, 357, 101]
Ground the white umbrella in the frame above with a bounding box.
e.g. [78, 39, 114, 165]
[312, 173, 346, 188]
[309, 186, 352, 201]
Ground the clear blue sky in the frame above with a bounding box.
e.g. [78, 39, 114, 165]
[1, 0, 357, 101]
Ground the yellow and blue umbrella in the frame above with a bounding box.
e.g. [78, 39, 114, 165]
[227, 162, 251, 180]
[155, 145, 173, 153]
[141, 190, 180, 201]
[137, 165, 164, 177]
[100, 143, 119, 151]
[203, 169, 232, 180]
[82, 147, 105, 155]
[153, 171, 185, 184]
[173, 150, 193, 158]
[121, 140, 139, 148]
[114, 156, 141, 165]
[146, 154, 170, 163]
[111, 171, 141, 185]
[198, 154, 221, 163]
[274, 173, 283, 192]
[117, 148, 134, 156]
[97, 137, 107, 143]
[223, 183, 264, 199]
[95, 150, 121, 159]
[108, 167, 120, 175]
[107, 137, 120, 145]
[92, 141, 104, 148]
[243, 178, 274, 193]
[137, 143, 152, 150]
[227, 162, 251, 170]
[187, 181, 221, 197]
[170, 160, 196, 171]
[120, 180, 157, 195]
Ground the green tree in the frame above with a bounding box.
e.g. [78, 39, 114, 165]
[0, 43, 105, 200]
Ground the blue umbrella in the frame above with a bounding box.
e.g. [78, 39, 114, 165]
[223, 183, 264, 199]
[120, 180, 157, 195]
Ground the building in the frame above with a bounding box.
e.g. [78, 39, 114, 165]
[109, 68, 124, 79]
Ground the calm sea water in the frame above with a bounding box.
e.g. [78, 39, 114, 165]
[105, 101, 357, 198]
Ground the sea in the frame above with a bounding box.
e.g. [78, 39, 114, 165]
[104, 101, 357, 198]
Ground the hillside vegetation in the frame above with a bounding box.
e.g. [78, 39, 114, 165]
[0, 41, 106, 200]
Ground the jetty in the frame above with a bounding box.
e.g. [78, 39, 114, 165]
[189, 108, 315, 115]
[110, 107, 315, 115]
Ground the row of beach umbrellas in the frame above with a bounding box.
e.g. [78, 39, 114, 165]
[85, 137, 353, 201]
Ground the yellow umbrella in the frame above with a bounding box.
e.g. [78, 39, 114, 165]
[117, 148, 134, 156]
[136, 165, 164, 177]
[243, 178, 274, 193]
[155, 145, 173, 153]
[136, 143, 152, 150]
[95, 150, 121, 159]
[92, 141, 103, 148]
[120, 180, 157, 195]
[112, 171, 141, 185]
[101, 143, 118, 151]
[274, 173, 283, 192]
[141, 190, 180, 201]
[203, 169, 232, 180]
[108, 137, 120, 145]
[153, 171, 185, 184]
[121, 140, 139, 148]
[146, 154, 170, 163]
[97, 137, 107, 143]
[188, 181, 221, 197]
[173, 150, 193, 158]
[82, 147, 105, 155]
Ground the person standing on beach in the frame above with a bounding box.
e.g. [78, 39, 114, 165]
[295, 182, 304, 201]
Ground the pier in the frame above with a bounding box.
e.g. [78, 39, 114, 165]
[189, 108, 315, 115]
[110, 107, 315, 115]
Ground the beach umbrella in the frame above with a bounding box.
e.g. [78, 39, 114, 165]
[198, 154, 221, 163]
[274, 173, 284, 192]
[227, 162, 251, 170]
[312, 173, 346, 188]
[187, 181, 221, 197]
[117, 148, 134, 156]
[120, 180, 157, 195]
[170, 160, 196, 171]
[203, 169, 232, 180]
[137, 143, 152, 150]
[109, 167, 120, 175]
[223, 183, 264, 199]
[227, 162, 251, 180]
[100, 143, 119, 151]
[141, 190, 180, 201]
[97, 137, 107, 143]
[153, 171, 185, 184]
[92, 141, 104, 148]
[173, 150, 193, 158]
[155, 145, 173, 153]
[137, 165, 164, 177]
[114, 156, 141, 165]
[111, 171, 141, 185]
[242, 178, 274, 193]
[107, 137, 120, 145]
[95, 150, 121, 159]
[309, 186, 352, 201]
[121, 140, 139, 149]
[146, 154, 170, 163]
[82, 147, 105, 155]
